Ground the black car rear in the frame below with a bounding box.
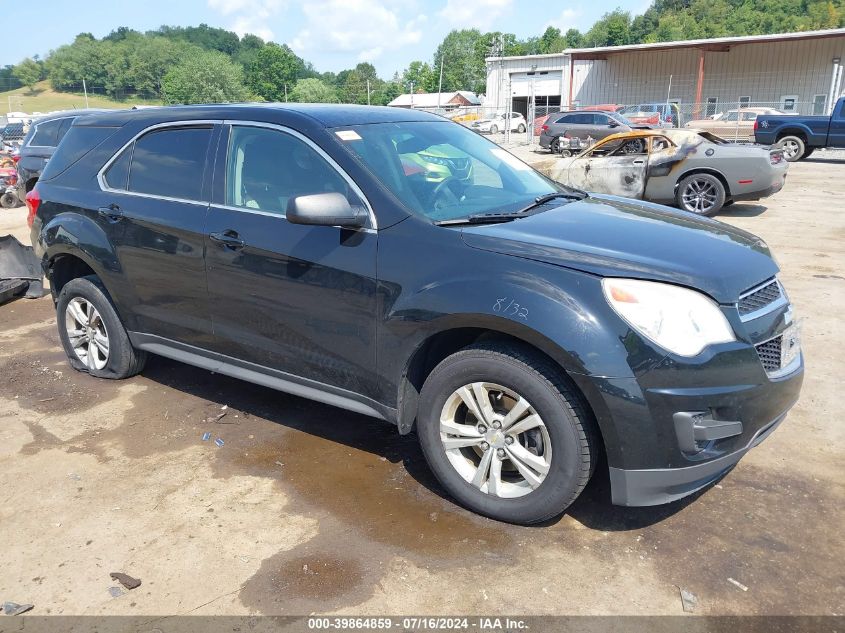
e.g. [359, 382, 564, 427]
[15, 109, 108, 203]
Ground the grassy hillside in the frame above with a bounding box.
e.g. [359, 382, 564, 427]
[1, 81, 161, 115]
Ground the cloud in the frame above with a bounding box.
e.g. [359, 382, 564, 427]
[545, 6, 586, 31]
[207, 0, 286, 40]
[437, 0, 512, 30]
[291, 0, 425, 63]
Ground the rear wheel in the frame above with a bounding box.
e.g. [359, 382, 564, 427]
[517, 123, 526, 133]
[417, 341, 595, 524]
[777, 135, 805, 162]
[676, 173, 726, 216]
[57, 276, 147, 379]
[0, 191, 17, 208]
[490, 124, 499, 134]
[549, 138, 561, 154]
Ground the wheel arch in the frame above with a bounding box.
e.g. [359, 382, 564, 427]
[395, 323, 607, 454]
[674, 167, 731, 198]
[774, 127, 809, 143]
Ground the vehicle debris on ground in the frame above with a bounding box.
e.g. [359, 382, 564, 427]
[0, 235, 44, 305]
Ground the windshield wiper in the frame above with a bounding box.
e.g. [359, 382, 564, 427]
[514, 191, 584, 214]
[435, 191, 586, 226]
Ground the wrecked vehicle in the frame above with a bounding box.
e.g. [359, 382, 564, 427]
[30, 105, 803, 524]
[545, 129, 788, 216]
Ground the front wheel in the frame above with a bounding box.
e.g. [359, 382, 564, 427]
[489, 124, 499, 134]
[417, 342, 596, 524]
[676, 173, 726, 216]
[549, 138, 561, 154]
[777, 135, 805, 162]
[516, 123, 526, 133]
[57, 276, 147, 379]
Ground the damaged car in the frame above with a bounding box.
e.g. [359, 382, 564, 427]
[544, 129, 788, 216]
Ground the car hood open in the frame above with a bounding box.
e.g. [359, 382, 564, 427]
[460, 194, 778, 303]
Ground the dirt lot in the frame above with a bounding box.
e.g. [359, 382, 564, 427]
[0, 156, 843, 618]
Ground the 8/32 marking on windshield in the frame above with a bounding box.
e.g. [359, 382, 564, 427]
[494, 297, 528, 320]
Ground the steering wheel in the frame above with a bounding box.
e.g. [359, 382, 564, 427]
[431, 176, 465, 213]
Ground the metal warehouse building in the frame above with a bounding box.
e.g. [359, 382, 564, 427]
[485, 28, 845, 119]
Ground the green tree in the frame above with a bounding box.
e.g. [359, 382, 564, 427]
[432, 29, 488, 93]
[290, 78, 337, 103]
[401, 60, 437, 93]
[13, 58, 41, 91]
[564, 28, 584, 47]
[46, 34, 111, 92]
[161, 49, 251, 104]
[538, 26, 566, 54]
[584, 9, 632, 47]
[341, 62, 381, 104]
[246, 43, 305, 101]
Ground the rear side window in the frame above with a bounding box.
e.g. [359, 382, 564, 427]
[40, 125, 120, 181]
[127, 127, 212, 201]
[31, 119, 64, 146]
[56, 117, 74, 143]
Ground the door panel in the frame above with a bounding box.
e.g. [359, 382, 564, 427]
[98, 124, 218, 346]
[204, 124, 379, 398]
[828, 99, 845, 147]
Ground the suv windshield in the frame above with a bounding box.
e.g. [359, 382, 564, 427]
[337, 121, 566, 223]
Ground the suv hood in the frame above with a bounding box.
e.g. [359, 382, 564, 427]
[460, 195, 778, 303]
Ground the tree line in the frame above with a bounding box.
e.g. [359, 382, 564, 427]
[4, 0, 843, 105]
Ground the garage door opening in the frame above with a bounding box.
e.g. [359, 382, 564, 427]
[511, 95, 561, 119]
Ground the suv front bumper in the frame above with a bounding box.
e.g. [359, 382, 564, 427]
[595, 354, 803, 507]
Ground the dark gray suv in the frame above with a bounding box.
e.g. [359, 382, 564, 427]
[539, 111, 635, 153]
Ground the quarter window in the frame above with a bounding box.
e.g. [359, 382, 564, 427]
[226, 126, 360, 215]
[127, 126, 212, 201]
[103, 146, 132, 190]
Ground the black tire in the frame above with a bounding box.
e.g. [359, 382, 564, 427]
[517, 123, 526, 133]
[56, 275, 147, 379]
[797, 147, 815, 160]
[0, 191, 17, 208]
[777, 135, 805, 162]
[549, 137, 560, 154]
[490, 124, 499, 134]
[722, 200, 735, 207]
[417, 341, 596, 525]
[676, 172, 726, 216]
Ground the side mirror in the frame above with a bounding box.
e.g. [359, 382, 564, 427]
[608, 121, 619, 128]
[286, 192, 367, 228]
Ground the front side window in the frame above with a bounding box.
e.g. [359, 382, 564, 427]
[337, 121, 563, 223]
[127, 126, 212, 201]
[226, 126, 362, 216]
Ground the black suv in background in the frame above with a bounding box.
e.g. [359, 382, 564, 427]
[28, 105, 803, 524]
[15, 109, 107, 204]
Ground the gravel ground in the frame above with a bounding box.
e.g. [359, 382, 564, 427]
[0, 153, 842, 618]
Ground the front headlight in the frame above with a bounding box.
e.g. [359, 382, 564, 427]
[602, 278, 735, 357]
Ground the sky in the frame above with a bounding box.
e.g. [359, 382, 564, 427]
[2, 0, 652, 78]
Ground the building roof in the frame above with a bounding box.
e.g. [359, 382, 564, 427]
[388, 91, 481, 107]
[486, 28, 845, 62]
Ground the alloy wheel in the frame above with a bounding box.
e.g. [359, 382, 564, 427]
[65, 297, 110, 370]
[681, 178, 719, 214]
[781, 139, 800, 160]
[439, 382, 552, 498]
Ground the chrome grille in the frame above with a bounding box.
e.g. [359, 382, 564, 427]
[738, 278, 783, 318]
[755, 336, 782, 372]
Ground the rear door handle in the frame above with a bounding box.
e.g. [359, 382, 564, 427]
[209, 230, 245, 250]
[98, 205, 123, 222]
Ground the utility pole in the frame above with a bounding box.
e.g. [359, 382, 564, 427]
[409, 81, 414, 108]
[284, 84, 288, 102]
[83, 78, 89, 108]
[437, 56, 444, 110]
[367, 79, 371, 106]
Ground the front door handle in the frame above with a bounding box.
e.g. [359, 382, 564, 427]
[98, 205, 123, 223]
[209, 230, 245, 250]
[632, 159, 645, 165]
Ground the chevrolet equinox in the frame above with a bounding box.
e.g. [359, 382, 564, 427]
[28, 105, 804, 524]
